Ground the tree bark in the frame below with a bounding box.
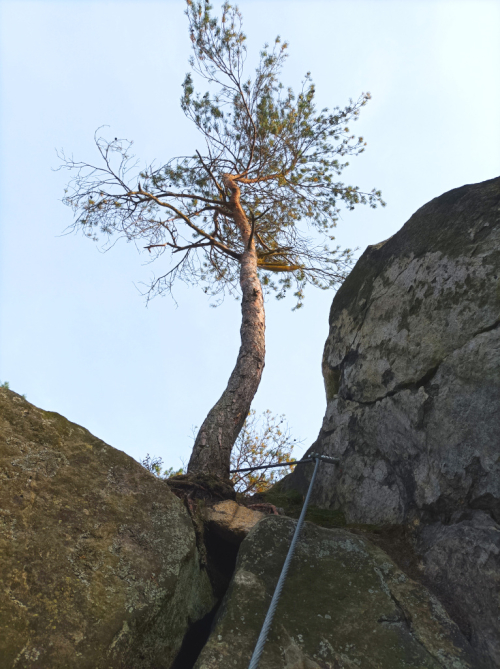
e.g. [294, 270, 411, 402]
[187, 177, 266, 479]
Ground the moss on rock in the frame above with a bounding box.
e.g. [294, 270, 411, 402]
[195, 517, 478, 668]
[0, 388, 215, 668]
[167, 472, 236, 502]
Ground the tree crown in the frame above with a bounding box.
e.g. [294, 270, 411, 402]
[60, 0, 384, 307]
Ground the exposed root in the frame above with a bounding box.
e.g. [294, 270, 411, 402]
[166, 474, 236, 568]
[247, 502, 280, 516]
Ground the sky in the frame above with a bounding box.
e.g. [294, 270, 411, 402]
[1, 0, 499, 471]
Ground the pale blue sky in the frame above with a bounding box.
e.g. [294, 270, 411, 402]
[1, 0, 499, 469]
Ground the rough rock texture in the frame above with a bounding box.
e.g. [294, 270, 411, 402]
[284, 177, 500, 667]
[0, 388, 214, 668]
[202, 500, 265, 544]
[418, 512, 500, 669]
[195, 516, 477, 669]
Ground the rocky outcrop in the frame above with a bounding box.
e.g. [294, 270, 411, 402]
[284, 177, 500, 667]
[0, 388, 214, 668]
[195, 516, 477, 668]
[3, 180, 498, 669]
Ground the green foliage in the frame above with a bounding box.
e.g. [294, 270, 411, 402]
[163, 465, 186, 478]
[59, 0, 384, 308]
[0, 381, 26, 399]
[141, 454, 185, 479]
[230, 409, 297, 494]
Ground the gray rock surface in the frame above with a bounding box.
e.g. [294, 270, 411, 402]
[418, 512, 500, 669]
[0, 387, 214, 668]
[195, 516, 477, 669]
[284, 176, 500, 666]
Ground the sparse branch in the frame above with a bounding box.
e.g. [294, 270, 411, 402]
[255, 231, 271, 251]
[230, 410, 298, 494]
[145, 240, 212, 253]
[195, 149, 225, 198]
[126, 188, 242, 261]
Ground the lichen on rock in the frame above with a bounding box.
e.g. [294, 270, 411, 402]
[0, 388, 215, 668]
[283, 176, 500, 668]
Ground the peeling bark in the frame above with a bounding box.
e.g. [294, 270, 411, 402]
[187, 177, 265, 479]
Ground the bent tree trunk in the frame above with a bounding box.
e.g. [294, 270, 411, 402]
[187, 178, 265, 479]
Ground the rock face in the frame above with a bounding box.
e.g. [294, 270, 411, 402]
[418, 512, 500, 669]
[195, 516, 477, 669]
[284, 177, 500, 667]
[0, 388, 214, 668]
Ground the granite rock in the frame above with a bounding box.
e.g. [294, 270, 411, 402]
[284, 177, 500, 667]
[0, 388, 214, 668]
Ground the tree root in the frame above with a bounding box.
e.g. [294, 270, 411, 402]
[247, 502, 280, 516]
[166, 473, 236, 503]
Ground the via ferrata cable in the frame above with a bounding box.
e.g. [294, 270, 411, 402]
[247, 453, 337, 669]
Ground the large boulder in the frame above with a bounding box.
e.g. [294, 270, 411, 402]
[195, 516, 477, 668]
[0, 387, 214, 668]
[284, 176, 500, 666]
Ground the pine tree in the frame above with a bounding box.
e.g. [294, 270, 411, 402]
[60, 1, 384, 481]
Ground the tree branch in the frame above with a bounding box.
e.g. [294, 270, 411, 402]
[257, 261, 303, 272]
[134, 189, 242, 261]
[196, 150, 226, 199]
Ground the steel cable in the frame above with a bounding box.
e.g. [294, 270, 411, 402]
[247, 456, 321, 669]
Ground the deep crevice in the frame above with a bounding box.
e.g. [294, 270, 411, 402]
[474, 317, 500, 336]
[170, 604, 221, 669]
[203, 525, 240, 601]
[386, 591, 450, 669]
[170, 526, 240, 669]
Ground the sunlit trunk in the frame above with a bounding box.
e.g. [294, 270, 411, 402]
[187, 178, 266, 479]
